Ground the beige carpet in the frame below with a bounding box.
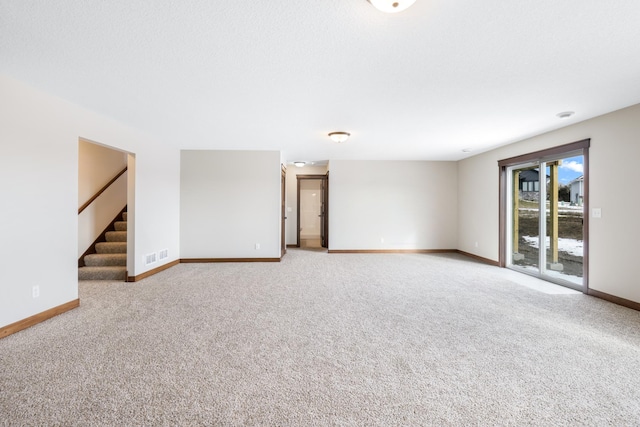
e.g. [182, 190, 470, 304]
[1, 250, 640, 425]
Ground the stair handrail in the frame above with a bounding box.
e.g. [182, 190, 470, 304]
[78, 166, 128, 215]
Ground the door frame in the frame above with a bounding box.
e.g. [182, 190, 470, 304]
[281, 164, 287, 257]
[296, 174, 329, 249]
[498, 139, 590, 292]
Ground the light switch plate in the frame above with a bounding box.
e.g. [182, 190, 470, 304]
[592, 208, 602, 218]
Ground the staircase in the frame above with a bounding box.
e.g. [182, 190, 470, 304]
[78, 211, 127, 281]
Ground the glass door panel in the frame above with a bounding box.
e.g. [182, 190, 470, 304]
[511, 165, 540, 272]
[542, 156, 584, 287]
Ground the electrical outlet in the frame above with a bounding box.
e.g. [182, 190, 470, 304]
[32, 285, 40, 299]
[381, 237, 384, 244]
[475, 241, 479, 248]
[255, 243, 260, 250]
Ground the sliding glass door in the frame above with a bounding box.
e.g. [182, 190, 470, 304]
[509, 163, 541, 273]
[501, 141, 589, 291]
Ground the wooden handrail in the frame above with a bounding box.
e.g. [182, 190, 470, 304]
[78, 166, 127, 214]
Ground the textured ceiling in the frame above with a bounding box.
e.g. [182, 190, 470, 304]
[2, 0, 640, 161]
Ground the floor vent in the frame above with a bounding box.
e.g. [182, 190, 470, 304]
[159, 249, 169, 260]
[145, 253, 157, 266]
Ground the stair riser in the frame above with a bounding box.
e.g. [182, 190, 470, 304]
[105, 231, 127, 242]
[95, 242, 127, 254]
[122, 212, 127, 221]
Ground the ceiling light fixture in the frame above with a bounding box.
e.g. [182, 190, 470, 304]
[462, 148, 472, 153]
[328, 132, 350, 143]
[556, 111, 575, 119]
[367, 0, 416, 13]
[293, 161, 306, 167]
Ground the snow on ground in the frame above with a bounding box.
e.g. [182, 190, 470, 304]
[522, 235, 583, 257]
[557, 202, 584, 212]
[518, 206, 584, 213]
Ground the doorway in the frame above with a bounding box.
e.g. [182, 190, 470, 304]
[78, 139, 134, 281]
[297, 174, 328, 249]
[499, 140, 589, 291]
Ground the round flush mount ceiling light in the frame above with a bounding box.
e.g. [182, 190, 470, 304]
[556, 111, 575, 119]
[328, 132, 350, 143]
[293, 161, 306, 167]
[367, 0, 416, 13]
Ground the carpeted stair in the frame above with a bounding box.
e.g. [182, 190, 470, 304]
[79, 211, 127, 280]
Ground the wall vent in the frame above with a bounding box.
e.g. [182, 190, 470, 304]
[145, 253, 157, 266]
[159, 249, 169, 260]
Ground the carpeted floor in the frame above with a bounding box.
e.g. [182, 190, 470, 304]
[1, 250, 640, 426]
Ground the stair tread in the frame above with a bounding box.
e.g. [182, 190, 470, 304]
[85, 253, 126, 258]
[95, 242, 126, 247]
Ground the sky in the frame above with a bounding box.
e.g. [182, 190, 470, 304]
[558, 155, 583, 185]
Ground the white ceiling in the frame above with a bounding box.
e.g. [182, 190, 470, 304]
[2, 0, 640, 161]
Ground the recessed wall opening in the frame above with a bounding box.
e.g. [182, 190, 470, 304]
[296, 174, 329, 250]
[77, 138, 135, 281]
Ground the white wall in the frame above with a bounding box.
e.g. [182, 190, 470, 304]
[77, 140, 128, 257]
[180, 150, 282, 259]
[78, 140, 127, 203]
[0, 75, 181, 329]
[458, 103, 640, 303]
[285, 165, 328, 245]
[329, 160, 458, 250]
